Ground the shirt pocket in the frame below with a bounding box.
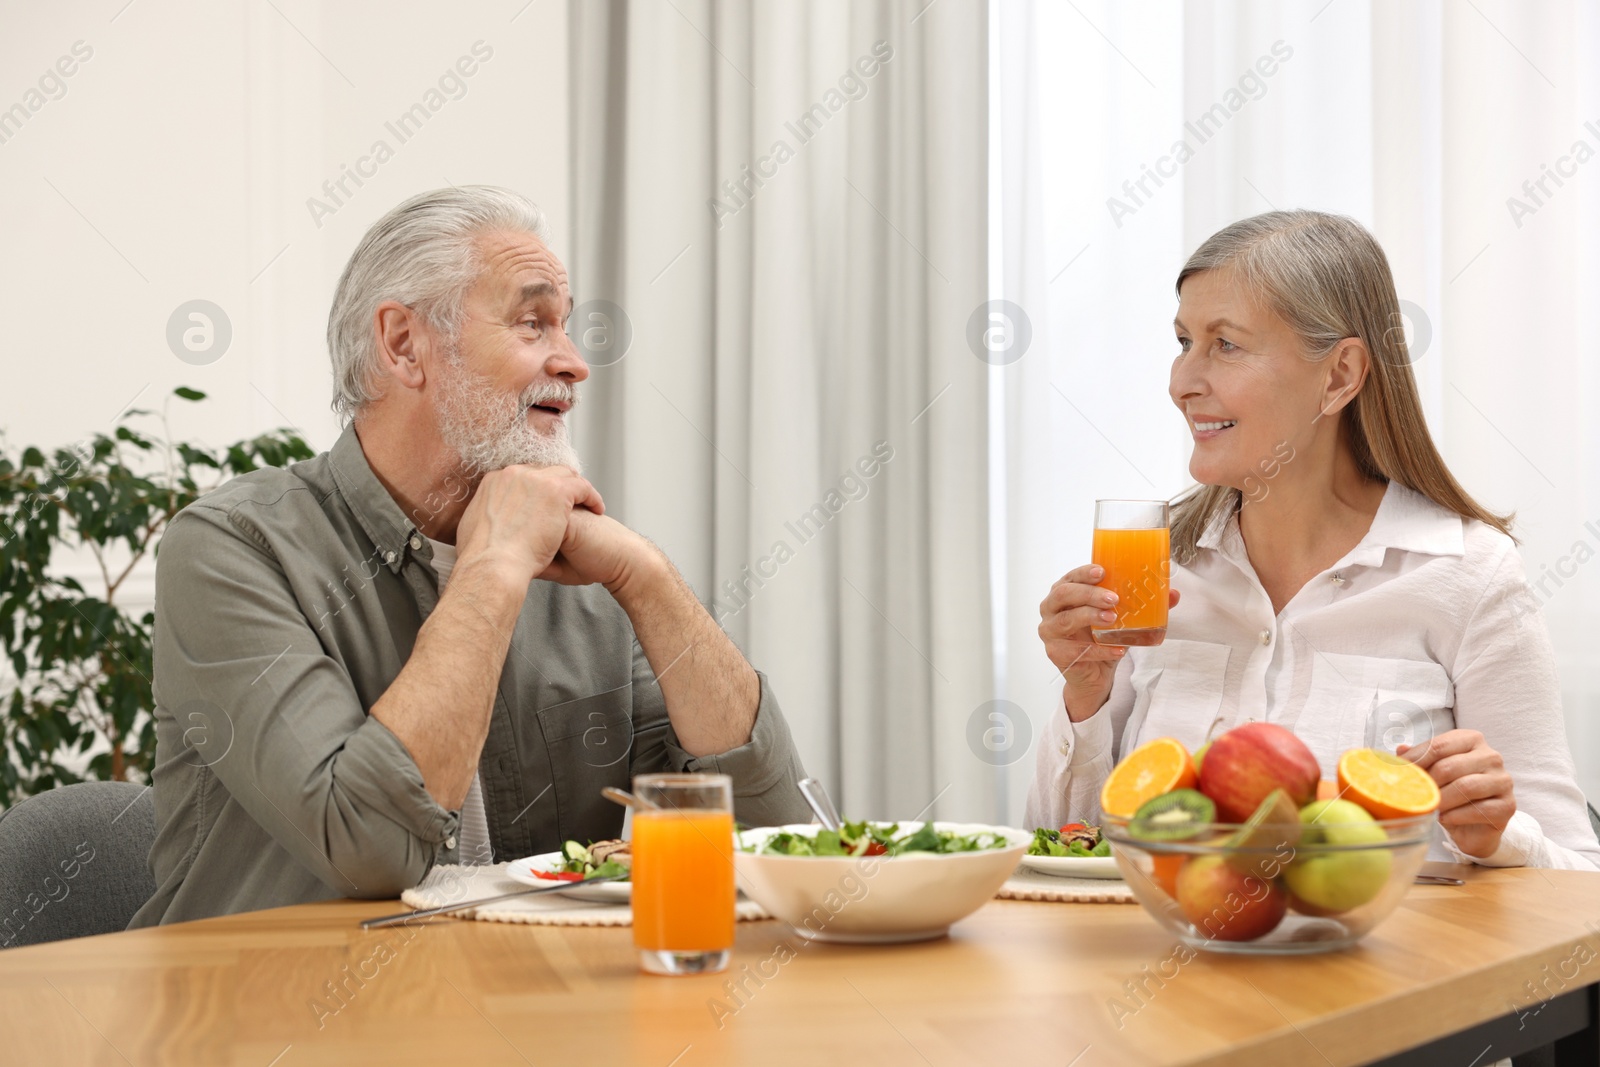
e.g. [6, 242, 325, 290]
[1126, 638, 1232, 756]
[535, 690, 636, 840]
[1304, 653, 1455, 773]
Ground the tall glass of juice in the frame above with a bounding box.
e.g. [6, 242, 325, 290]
[1090, 499, 1170, 647]
[631, 772, 735, 976]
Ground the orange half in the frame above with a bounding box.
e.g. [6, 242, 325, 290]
[1099, 737, 1197, 818]
[1149, 853, 1186, 898]
[1337, 748, 1441, 820]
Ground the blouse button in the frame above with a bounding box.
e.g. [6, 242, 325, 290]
[1258, 629, 1272, 646]
[1058, 739, 1071, 756]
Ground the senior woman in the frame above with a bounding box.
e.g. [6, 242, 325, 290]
[1026, 210, 1600, 871]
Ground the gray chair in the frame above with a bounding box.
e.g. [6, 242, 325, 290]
[0, 781, 156, 949]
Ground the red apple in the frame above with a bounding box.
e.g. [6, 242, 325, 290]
[1176, 854, 1288, 942]
[1198, 723, 1321, 824]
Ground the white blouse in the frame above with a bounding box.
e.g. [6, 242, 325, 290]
[1024, 482, 1600, 871]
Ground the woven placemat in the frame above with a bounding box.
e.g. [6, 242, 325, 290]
[996, 866, 1136, 903]
[399, 864, 770, 926]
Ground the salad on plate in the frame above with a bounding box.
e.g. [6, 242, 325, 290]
[1018, 822, 1122, 880]
[1026, 822, 1111, 859]
[531, 839, 631, 882]
[503, 840, 633, 904]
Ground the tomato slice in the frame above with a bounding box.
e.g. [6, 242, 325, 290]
[1060, 822, 1088, 834]
[532, 869, 586, 882]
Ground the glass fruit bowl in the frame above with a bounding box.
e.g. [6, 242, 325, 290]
[1101, 808, 1438, 955]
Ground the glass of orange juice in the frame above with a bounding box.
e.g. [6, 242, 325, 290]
[631, 772, 735, 976]
[1090, 499, 1170, 647]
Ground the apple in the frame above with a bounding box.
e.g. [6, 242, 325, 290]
[1176, 854, 1288, 942]
[1287, 891, 1343, 918]
[1198, 723, 1321, 823]
[1282, 799, 1391, 914]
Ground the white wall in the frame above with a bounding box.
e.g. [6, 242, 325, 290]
[0, 0, 570, 610]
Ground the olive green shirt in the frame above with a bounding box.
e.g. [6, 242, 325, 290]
[128, 427, 810, 927]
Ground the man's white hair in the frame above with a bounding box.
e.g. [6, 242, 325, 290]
[326, 185, 550, 423]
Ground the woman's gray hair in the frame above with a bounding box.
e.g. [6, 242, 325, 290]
[326, 185, 550, 422]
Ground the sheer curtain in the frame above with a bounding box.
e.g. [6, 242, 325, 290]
[995, 0, 1600, 819]
[568, 0, 991, 819]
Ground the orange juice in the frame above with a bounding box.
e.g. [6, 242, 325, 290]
[1091, 525, 1169, 645]
[631, 809, 736, 953]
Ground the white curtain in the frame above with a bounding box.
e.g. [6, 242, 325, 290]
[568, 0, 993, 820]
[996, 0, 1600, 819]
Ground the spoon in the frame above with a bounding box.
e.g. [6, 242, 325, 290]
[798, 777, 843, 831]
[600, 786, 659, 811]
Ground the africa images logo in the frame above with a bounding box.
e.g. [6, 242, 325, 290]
[1106, 40, 1293, 228]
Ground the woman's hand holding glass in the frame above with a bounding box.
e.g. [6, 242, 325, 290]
[1039, 564, 1181, 723]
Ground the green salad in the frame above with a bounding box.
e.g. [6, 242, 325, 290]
[745, 820, 1010, 858]
[1027, 822, 1111, 858]
[534, 838, 631, 883]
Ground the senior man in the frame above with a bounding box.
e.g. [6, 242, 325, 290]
[130, 186, 811, 926]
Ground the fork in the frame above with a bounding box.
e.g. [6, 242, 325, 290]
[360, 874, 627, 929]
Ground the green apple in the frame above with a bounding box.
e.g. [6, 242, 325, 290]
[1283, 799, 1391, 914]
[1193, 741, 1212, 775]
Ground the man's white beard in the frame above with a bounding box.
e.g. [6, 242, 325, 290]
[435, 351, 583, 476]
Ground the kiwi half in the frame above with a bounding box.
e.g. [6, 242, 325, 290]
[1128, 789, 1216, 841]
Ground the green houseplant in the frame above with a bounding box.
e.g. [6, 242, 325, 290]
[0, 388, 313, 806]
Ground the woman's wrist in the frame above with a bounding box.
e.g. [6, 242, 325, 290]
[1063, 683, 1109, 723]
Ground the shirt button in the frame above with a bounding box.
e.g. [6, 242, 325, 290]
[410, 534, 423, 550]
[1059, 739, 1071, 756]
[1259, 629, 1272, 646]
[445, 835, 457, 849]
[384, 550, 397, 564]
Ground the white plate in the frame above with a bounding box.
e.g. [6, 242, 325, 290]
[1017, 852, 1123, 880]
[505, 851, 631, 903]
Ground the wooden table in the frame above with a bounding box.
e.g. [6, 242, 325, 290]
[7, 864, 1600, 1066]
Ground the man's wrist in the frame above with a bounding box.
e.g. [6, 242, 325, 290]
[453, 549, 536, 598]
[606, 541, 673, 606]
